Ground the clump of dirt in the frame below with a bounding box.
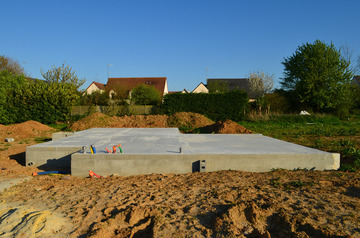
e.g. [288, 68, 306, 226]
[200, 119, 252, 134]
[167, 112, 214, 129]
[0, 121, 55, 141]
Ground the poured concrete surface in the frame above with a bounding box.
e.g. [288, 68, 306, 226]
[26, 128, 340, 176]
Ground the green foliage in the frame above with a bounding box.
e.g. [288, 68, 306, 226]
[281, 40, 354, 113]
[78, 91, 109, 106]
[207, 80, 229, 93]
[41, 63, 86, 90]
[162, 90, 248, 121]
[0, 73, 79, 124]
[11, 80, 79, 124]
[131, 84, 161, 105]
[265, 92, 291, 113]
[0, 70, 27, 124]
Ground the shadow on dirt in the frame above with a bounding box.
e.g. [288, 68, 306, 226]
[9, 152, 26, 166]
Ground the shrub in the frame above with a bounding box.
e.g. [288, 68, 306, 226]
[162, 90, 249, 121]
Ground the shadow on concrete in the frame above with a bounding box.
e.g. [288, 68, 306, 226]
[37, 156, 71, 173]
[192, 160, 200, 172]
[9, 152, 26, 166]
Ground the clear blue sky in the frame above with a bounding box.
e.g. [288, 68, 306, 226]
[1, 0, 359, 91]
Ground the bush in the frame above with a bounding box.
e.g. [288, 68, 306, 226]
[162, 90, 249, 121]
[0, 76, 79, 124]
[11, 80, 79, 124]
[131, 85, 162, 105]
[0, 70, 27, 124]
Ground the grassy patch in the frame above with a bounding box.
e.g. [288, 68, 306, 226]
[34, 137, 52, 143]
[241, 114, 360, 171]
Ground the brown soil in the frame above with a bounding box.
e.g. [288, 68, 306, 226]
[1, 117, 359, 237]
[70, 112, 250, 134]
[1, 170, 359, 237]
[200, 119, 252, 134]
[0, 120, 55, 141]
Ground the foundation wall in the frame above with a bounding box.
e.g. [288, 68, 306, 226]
[71, 153, 340, 177]
[26, 146, 82, 170]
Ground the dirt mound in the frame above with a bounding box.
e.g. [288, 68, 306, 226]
[0, 121, 55, 141]
[110, 115, 169, 128]
[70, 112, 111, 131]
[201, 119, 252, 134]
[70, 112, 215, 132]
[168, 112, 214, 129]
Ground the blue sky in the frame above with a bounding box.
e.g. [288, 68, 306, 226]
[1, 0, 359, 91]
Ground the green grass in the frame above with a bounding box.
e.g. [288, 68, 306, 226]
[241, 114, 360, 171]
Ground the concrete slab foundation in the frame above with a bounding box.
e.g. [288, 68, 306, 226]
[26, 128, 340, 177]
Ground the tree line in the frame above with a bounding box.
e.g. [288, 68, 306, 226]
[1, 40, 359, 124]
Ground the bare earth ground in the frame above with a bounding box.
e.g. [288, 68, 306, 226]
[0, 113, 359, 237]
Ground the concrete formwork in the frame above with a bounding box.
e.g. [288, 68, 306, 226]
[26, 128, 340, 176]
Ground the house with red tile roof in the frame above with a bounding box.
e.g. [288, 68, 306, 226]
[85, 77, 168, 98]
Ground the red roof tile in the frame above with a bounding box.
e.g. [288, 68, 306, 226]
[106, 77, 167, 96]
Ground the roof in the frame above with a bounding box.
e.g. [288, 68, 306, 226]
[353, 75, 360, 86]
[207, 78, 254, 97]
[85, 81, 106, 92]
[106, 77, 167, 96]
[93, 81, 105, 90]
[192, 82, 209, 93]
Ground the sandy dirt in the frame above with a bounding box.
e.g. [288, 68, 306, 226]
[0, 114, 360, 237]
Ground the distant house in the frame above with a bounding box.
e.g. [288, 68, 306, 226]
[85, 77, 168, 98]
[168, 89, 189, 94]
[206, 78, 254, 98]
[191, 82, 209, 93]
[353, 75, 360, 86]
[85, 81, 106, 94]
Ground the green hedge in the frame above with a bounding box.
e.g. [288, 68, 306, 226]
[0, 71, 79, 124]
[162, 90, 249, 121]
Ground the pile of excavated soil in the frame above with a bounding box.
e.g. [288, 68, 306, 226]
[200, 119, 252, 134]
[110, 114, 169, 128]
[70, 112, 251, 134]
[168, 112, 214, 129]
[70, 112, 215, 132]
[0, 121, 55, 141]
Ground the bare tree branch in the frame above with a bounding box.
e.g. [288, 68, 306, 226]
[0, 55, 25, 75]
[41, 63, 86, 89]
[248, 70, 275, 98]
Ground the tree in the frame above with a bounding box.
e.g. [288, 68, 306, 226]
[0, 55, 25, 75]
[281, 40, 354, 113]
[41, 63, 86, 89]
[131, 84, 161, 105]
[248, 70, 275, 98]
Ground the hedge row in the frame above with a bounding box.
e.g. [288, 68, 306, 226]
[162, 90, 249, 121]
[0, 70, 78, 124]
